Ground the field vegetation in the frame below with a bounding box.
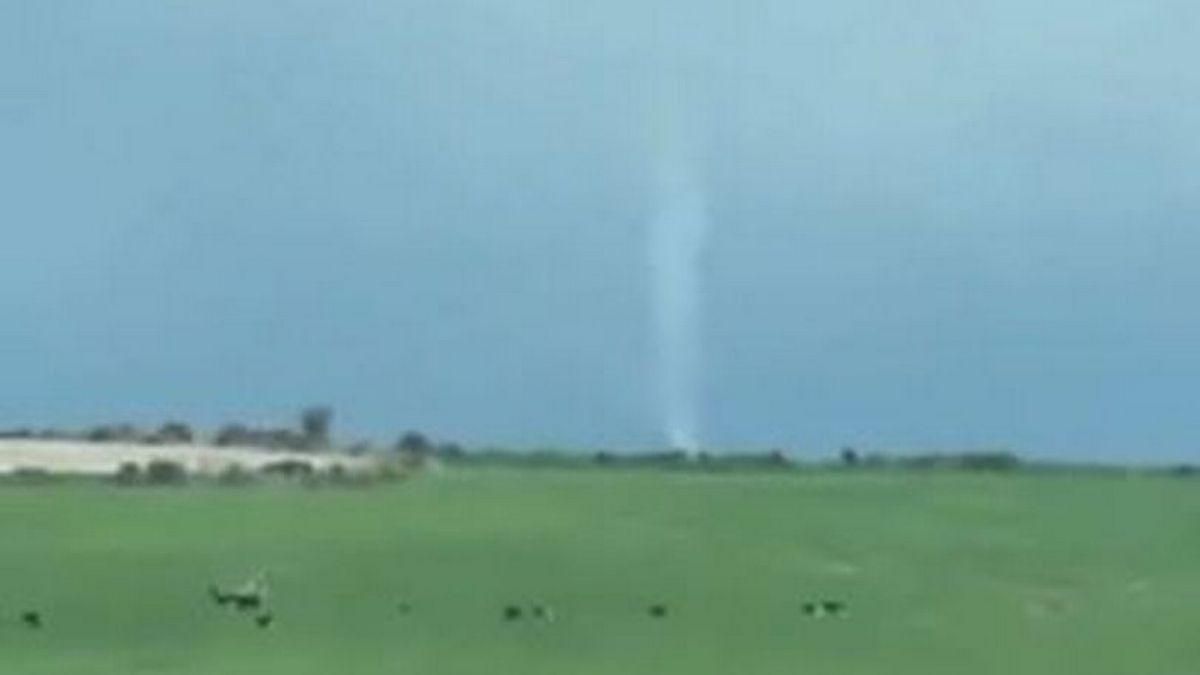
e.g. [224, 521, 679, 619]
[0, 466, 1197, 674]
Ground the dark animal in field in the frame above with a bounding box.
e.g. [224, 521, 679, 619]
[821, 600, 846, 616]
[209, 585, 233, 607]
[802, 599, 847, 618]
[209, 573, 269, 613]
[530, 604, 555, 622]
[255, 613, 274, 629]
[232, 594, 262, 611]
[20, 611, 42, 629]
[648, 604, 668, 618]
[503, 605, 523, 621]
[209, 584, 262, 611]
[398, 602, 412, 615]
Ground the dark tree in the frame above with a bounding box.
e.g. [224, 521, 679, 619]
[840, 447, 860, 467]
[114, 461, 143, 486]
[156, 421, 194, 444]
[87, 424, 140, 443]
[396, 430, 431, 455]
[300, 406, 334, 450]
[144, 459, 188, 485]
[215, 424, 250, 447]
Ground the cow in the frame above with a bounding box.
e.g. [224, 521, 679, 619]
[802, 599, 848, 618]
[821, 600, 846, 617]
[20, 611, 42, 629]
[209, 573, 269, 613]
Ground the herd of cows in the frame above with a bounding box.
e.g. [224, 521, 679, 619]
[9, 574, 849, 631]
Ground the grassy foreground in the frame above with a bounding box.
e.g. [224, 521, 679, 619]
[0, 468, 1197, 674]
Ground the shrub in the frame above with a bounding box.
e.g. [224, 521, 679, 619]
[113, 461, 143, 486]
[86, 424, 141, 443]
[216, 463, 255, 486]
[144, 459, 188, 485]
[767, 450, 790, 467]
[396, 430, 431, 455]
[958, 451, 1021, 472]
[895, 451, 1021, 472]
[862, 453, 890, 468]
[260, 459, 315, 479]
[155, 421, 194, 444]
[215, 424, 250, 447]
[7, 467, 54, 485]
[264, 428, 307, 451]
[0, 428, 34, 439]
[37, 428, 73, 440]
[631, 451, 689, 466]
[840, 447, 860, 467]
[316, 463, 376, 488]
[215, 424, 306, 451]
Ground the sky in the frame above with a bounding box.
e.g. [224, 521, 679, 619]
[2, 0, 1199, 460]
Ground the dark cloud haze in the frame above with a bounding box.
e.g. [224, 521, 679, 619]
[3, 1, 1199, 459]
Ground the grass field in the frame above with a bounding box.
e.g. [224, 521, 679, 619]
[0, 467, 1197, 674]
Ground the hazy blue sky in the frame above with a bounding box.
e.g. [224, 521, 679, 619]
[3, 1, 1199, 460]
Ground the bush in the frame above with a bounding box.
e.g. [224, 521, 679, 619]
[840, 447, 860, 467]
[86, 424, 141, 443]
[310, 463, 374, 488]
[113, 461, 143, 486]
[215, 424, 306, 451]
[260, 459, 315, 479]
[895, 451, 1021, 472]
[0, 428, 34, 439]
[216, 463, 256, 486]
[215, 424, 250, 447]
[154, 421, 194, 445]
[396, 430, 432, 455]
[628, 451, 689, 467]
[144, 459, 188, 485]
[862, 453, 891, 468]
[958, 451, 1021, 472]
[37, 428, 74, 440]
[6, 467, 54, 485]
[695, 451, 794, 472]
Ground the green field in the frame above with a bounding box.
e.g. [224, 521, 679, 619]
[1, 468, 1197, 674]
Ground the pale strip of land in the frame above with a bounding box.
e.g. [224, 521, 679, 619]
[0, 439, 374, 475]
